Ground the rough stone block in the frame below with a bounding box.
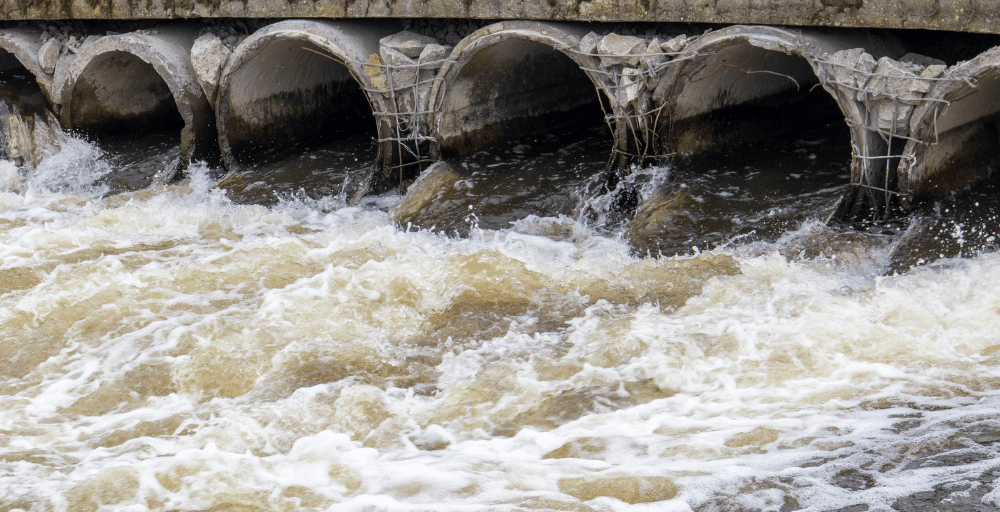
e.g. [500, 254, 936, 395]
[824, 47, 877, 92]
[579, 32, 602, 55]
[598, 33, 645, 68]
[866, 56, 928, 104]
[900, 52, 947, 69]
[875, 101, 914, 135]
[380, 30, 438, 59]
[921, 64, 946, 79]
[191, 33, 231, 104]
[616, 66, 642, 107]
[380, 46, 418, 90]
[38, 38, 60, 74]
[640, 38, 666, 89]
[660, 34, 687, 54]
[418, 43, 451, 67]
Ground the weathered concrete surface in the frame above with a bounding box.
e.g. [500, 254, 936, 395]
[190, 32, 229, 109]
[897, 46, 1000, 203]
[1, 0, 999, 36]
[657, 25, 901, 152]
[60, 24, 216, 172]
[430, 21, 608, 157]
[215, 19, 400, 201]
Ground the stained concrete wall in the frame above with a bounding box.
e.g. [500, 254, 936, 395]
[433, 22, 603, 155]
[1, 0, 999, 36]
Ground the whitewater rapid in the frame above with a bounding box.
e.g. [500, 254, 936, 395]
[2, 134, 1000, 511]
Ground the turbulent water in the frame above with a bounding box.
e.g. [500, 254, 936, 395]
[3, 118, 1000, 512]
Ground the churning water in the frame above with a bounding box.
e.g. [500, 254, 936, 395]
[3, 117, 1000, 512]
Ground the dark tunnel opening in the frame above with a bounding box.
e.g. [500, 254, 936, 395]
[666, 41, 849, 160]
[394, 37, 611, 234]
[436, 38, 606, 158]
[222, 39, 378, 168]
[70, 51, 184, 139]
[630, 41, 858, 254]
[216, 38, 381, 205]
[69, 51, 188, 192]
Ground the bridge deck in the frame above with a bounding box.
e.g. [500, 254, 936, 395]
[0, 0, 997, 36]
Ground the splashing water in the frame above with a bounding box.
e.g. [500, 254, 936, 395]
[3, 127, 1000, 512]
[25, 135, 114, 197]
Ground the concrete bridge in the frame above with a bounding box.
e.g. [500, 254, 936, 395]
[0, 0, 998, 226]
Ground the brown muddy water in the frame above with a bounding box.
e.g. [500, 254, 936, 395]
[2, 107, 1000, 512]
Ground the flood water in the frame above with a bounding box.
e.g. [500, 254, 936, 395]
[4, 104, 1000, 512]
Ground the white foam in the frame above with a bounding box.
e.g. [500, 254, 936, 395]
[4, 167, 1000, 510]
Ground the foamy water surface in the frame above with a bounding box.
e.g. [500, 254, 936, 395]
[2, 134, 1000, 512]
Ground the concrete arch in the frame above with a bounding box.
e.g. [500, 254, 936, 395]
[216, 19, 400, 185]
[653, 25, 904, 220]
[896, 46, 1000, 204]
[429, 20, 612, 157]
[656, 26, 887, 154]
[0, 27, 51, 102]
[59, 24, 215, 170]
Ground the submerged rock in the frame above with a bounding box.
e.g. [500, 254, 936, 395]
[391, 160, 461, 225]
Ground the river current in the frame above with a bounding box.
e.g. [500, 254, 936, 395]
[3, 112, 1000, 511]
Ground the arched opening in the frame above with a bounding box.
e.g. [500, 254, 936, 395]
[667, 41, 847, 157]
[436, 38, 604, 156]
[407, 35, 608, 233]
[217, 37, 379, 205]
[70, 51, 183, 138]
[222, 39, 376, 165]
[634, 38, 856, 254]
[68, 51, 186, 192]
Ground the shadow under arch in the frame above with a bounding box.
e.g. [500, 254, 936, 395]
[897, 46, 1000, 205]
[216, 19, 400, 201]
[59, 24, 216, 182]
[429, 21, 612, 159]
[653, 26, 902, 221]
